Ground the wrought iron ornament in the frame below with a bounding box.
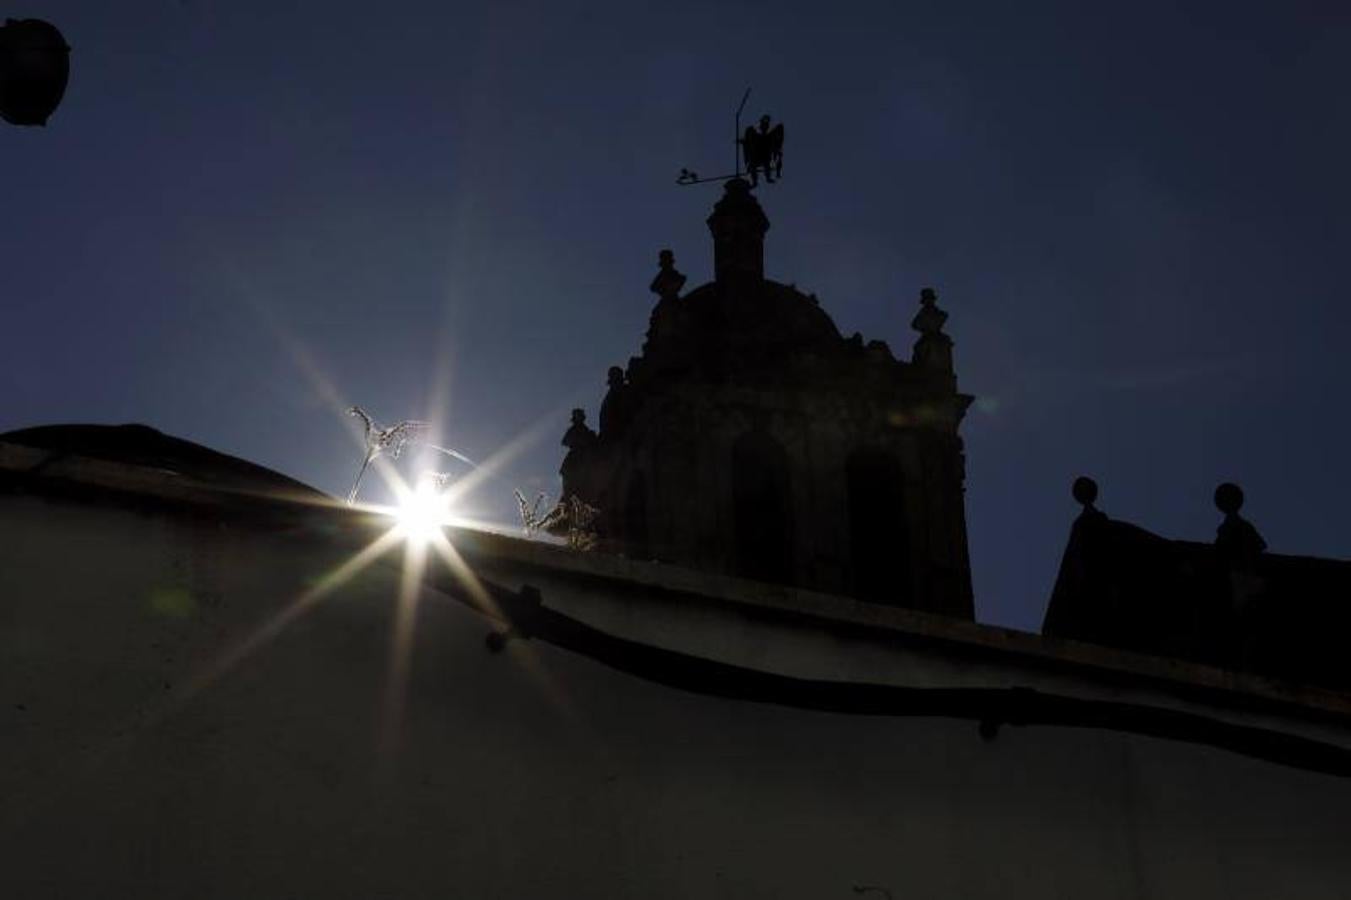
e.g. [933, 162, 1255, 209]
[676, 88, 784, 188]
[346, 406, 476, 505]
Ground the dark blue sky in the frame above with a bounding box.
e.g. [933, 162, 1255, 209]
[6, 1, 1350, 631]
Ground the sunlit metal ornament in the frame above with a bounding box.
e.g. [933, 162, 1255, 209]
[346, 406, 477, 505]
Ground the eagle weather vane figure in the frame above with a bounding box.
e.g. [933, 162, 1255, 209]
[345, 406, 477, 505]
[676, 88, 784, 188]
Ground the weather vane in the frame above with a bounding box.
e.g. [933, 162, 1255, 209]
[345, 406, 476, 505]
[676, 88, 784, 189]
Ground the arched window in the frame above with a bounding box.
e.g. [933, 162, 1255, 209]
[732, 430, 794, 584]
[847, 448, 910, 605]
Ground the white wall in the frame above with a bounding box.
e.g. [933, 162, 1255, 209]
[3, 493, 1351, 899]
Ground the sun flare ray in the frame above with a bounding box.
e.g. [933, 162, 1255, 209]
[181, 528, 405, 704]
[379, 536, 429, 760]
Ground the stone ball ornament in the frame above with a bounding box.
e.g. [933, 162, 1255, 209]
[1214, 481, 1245, 515]
[1071, 475, 1099, 509]
[0, 19, 70, 127]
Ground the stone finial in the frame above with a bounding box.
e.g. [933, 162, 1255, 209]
[1072, 475, 1098, 508]
[912, 287, 948, 336]
[599, 366, 632, 436]
[562, 409, 596, 450]
[1072, 475, 1107, 522]
[559, 409, 601, 510]
[911, 287, 954, 372]
[649, 248, 687, 301]
[1214, 482, 1267, 559]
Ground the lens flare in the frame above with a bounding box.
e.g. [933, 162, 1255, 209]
[393, 478, 453, 543]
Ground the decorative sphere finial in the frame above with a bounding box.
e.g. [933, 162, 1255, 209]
[1072, 476, 1099, 508]
[1214, 482, 1244, 515]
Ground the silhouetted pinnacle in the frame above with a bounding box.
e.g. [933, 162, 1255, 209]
[707, 178, 769, 284]
[1072, 476, 1099, 509]
[1214, 482, 1266, 559]
[911, 288, 955, 373]
[649, 249, 686, 301]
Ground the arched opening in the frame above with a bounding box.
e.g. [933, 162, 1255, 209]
[847, 448, 910, 605]
[732, 430, 793, 584]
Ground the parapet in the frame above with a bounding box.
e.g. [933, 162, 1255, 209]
[1043, 476, 1351, 690]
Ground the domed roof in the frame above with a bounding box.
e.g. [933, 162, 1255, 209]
[648, 277, 840, 350]
[633, 272, 932, 398]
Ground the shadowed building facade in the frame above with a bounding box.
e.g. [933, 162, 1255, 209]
[6, 427, 1351, 898]
[555, 178, 975, 617]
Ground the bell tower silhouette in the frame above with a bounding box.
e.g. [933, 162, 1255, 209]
[553, 179, 975, 617]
